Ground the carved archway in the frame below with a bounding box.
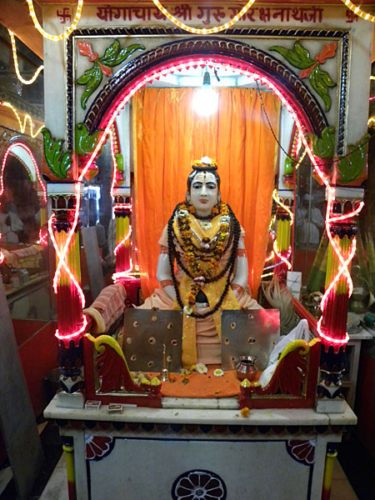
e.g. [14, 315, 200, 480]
[84, 37, 328, 136]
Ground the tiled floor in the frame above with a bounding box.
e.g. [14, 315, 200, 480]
[40, 455, 67, 500]
[331, 461, 358, 500]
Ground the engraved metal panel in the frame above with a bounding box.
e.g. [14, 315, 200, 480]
[221, 309, 280, 371]
[123, 309, 183, 372]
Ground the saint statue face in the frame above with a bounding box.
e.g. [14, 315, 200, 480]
[188, 171, 219, 217]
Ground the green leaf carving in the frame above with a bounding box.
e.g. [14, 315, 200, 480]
[100, 39, 121, 65]
[75, 122, 105, 156]
[115, 153, 124, 171]
[76, 40, 145, 110]
[270, 41, 315, 69]
[309, 66, 336, 112]
[77, 62, 102, 110]
[337, 134, 370, 184]
[312, 127, 336, 158]
[101, 43, 145, 67]
[41, 129, 72, 179]
[284, 157, 295, 175]
[76, 66, 96, 86]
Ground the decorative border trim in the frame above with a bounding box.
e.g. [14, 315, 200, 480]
[67, 28, 349, 149]
[337, 31, 350, 155]
[56, 419, 346, 436]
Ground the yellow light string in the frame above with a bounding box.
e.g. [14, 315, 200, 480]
[8, 30, 44, 84]
[152, 0, 256, 34]
[370, 76, 375, 80]
[341, 0, 375, 23]
[261, 272, 274, 278]
[26, 0, 84, 41]
[269, 214, 276, 232]
[295, 148, 307, 171]
[0, 101, 44, 138]
[368, 117, 375, 126]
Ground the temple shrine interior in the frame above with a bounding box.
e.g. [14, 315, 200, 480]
[1, 1, 375, 499]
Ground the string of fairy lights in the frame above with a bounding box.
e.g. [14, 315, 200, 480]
[4, 0, 374, 139]
[21, 0, 375, 43]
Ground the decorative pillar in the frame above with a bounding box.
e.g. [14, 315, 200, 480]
[110, 121, 139, 304]
[37, 190, 48, 247]
[112, 189, 139, 304]
[48, 183, 86, 408]
[317, 189, 362, 412]
[273, 190, 293, 282]
[62, 437, 76, 500]
[321, 444, 338, 500]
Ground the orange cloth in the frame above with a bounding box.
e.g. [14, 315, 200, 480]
[151, 367, 261, 398]
[134, 87, 280, 300]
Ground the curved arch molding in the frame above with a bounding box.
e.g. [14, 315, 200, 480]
[67, 29, 349, 152]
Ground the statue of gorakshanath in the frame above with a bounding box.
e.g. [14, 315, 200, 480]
[140, 157, 261, 366]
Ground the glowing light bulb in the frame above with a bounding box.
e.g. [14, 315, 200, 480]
[193, 87, 219, 116]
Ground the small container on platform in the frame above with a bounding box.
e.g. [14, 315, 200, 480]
[236, 355, 258, 381]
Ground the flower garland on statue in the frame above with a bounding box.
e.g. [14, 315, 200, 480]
[167, 200, 241, 318]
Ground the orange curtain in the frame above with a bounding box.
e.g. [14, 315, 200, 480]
[134, 87, 280, 299]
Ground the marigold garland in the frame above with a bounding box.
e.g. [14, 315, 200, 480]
[177, 202, 231, 296]
[167, 202, 241, 317]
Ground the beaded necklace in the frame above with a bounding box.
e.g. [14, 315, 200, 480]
[167, 202, 241, 318]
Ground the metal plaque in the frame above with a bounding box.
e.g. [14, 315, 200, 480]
[221, 309, 280, 371]
[123, 309, 183, 372]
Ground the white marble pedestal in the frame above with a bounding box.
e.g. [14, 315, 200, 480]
[44, 398, 356, 500]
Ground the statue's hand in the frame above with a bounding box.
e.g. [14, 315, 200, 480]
[231, 284, 243, 299]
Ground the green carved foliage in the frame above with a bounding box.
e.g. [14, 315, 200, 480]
[75, 123, 105, 156]
[41, 129, 72, 179]
[337, 134, 370, 184]
[284, 157, 295, 175]
[76, 63, 102, 111]
[76, 39, 145, 110]
[270, 41, 315, 69]
[100, 39, 143, 67]
[270, 41, 337, 112]
[115, 153, 124, 171]
[312, 127, 336, 158]
[309, 66, 336, 113]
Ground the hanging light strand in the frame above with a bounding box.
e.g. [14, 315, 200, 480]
[26, 0, 84, 41]
[8, 30, 44, 84]
[341, 0, 375, 23]
[0, 101, 44, 138]
[152, 0, 256, 34]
